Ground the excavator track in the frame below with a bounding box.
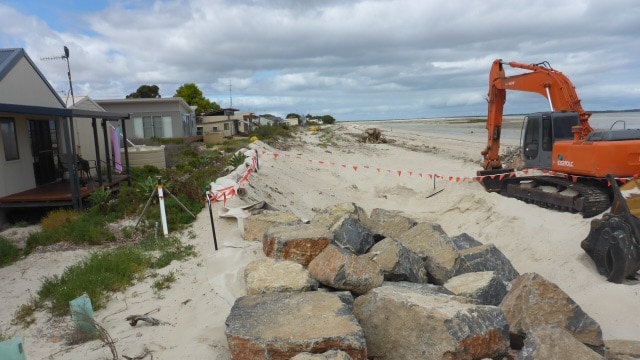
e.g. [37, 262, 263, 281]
[499, 175, 611, 218]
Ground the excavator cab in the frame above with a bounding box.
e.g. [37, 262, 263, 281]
[521, 112, 579, 170]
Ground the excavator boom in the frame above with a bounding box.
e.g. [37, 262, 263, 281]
[482, 59, 593, 170]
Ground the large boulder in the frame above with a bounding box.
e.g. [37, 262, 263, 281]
[245, 258, 318, 295]
[308, 244, 383, 295]
[454, 243, 519, 283]
[312, 202, 370, 230]
[605, 339, 640, 360]
[225, 292, 366, 360]
[444, 271, 508, 306]
[353, 282, 510, 360]
[263, 223, 332, 267]
[451, 232, 483, 251]
[501, 273, 604, 351]
[518, 326, 604, 360]
[331, 215, 374, 255]
[244, 210, 303, 242]
[362, 208, 417, 239]
[367, 238, 428, 283]
[396, 222, 459, 284]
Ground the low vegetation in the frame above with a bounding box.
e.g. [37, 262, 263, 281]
[0, 236, 20, 267]
[5, 124, 301, 331]
[13, 234, 195, 326]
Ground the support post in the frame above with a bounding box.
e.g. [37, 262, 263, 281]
[121, 117, 132, 186]
[91, 118, 103, 186]
[101, 119, 113, 183]
[206, 188, 219, 251]
[254, 148, 259, 172]
[61, 116, 81, 209]
[156, 177, 169, 237]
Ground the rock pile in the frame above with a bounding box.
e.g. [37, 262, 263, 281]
[224, 202, 635, 359]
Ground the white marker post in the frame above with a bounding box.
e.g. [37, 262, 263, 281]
[135, 176, 195, 235]
[156, 177, 169, 236]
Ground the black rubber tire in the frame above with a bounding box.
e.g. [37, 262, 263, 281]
[591, 226, 616, 277]
[587, 216, 637, 283]
[604, 238, 630, 284]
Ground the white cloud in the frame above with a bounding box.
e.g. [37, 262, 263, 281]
[1, 0, 640, 120]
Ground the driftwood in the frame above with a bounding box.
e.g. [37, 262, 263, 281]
[125, 308, 171, 326]
[125, 315, 169, 326]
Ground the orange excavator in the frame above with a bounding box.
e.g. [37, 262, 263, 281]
[478, 59, 640, 282]
[479, 59, 640, 217]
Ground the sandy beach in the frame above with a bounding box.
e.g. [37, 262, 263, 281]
[1, 120, 639, 359]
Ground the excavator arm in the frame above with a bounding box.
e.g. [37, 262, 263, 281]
[481, 59, 593, 170]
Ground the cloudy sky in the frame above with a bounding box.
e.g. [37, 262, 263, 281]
[1, 0, 639, 121]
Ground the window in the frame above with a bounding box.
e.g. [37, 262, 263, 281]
[224, 123, 229, 131]
[133, 115, 172, 138]
[182, 114, 192, 136]
[542, 115, 553, 152]
[1, 118, 19, 161]
[523, 116, 540, 160]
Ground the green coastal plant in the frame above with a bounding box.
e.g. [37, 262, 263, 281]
[0, 236, 20, 267]
[151, 271, 176, 294]
[14, 233, 196, 323]
[88, 187, 113, 212]
[227, 152, 247, 168]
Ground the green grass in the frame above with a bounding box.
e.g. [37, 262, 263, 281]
[38, 247, 150, 316]
[24, 211, 116, 254]
[151, 271, 176, 294]
[29, 234, 195, 317]
[0, 236, 20, 267]
[12, 296, 42, 328]
[251, 124, 293, 141]
[317, 127, 339, 148]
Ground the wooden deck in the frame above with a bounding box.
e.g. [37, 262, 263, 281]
[0, 176, 130, 208]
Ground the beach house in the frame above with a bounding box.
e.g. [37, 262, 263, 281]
[0, 48, 131, 222]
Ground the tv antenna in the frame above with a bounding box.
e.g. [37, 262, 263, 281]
[229, 80, 233, 108]
[41, 46, 75, 105]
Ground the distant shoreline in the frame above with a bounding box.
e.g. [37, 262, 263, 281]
[340, 114, 522, 124]
[339, 110, 640, 124]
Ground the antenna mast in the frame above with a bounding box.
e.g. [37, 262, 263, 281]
[229, 80, 233, 108]
[41, 46, 75, 105]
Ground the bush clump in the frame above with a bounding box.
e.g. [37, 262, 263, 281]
[0, 236, 20, 267]
[38, 246, 151, 315]
[25, 211, 115, 254]
[41, 208, 81, 231]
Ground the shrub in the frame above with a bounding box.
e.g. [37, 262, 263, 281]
[252, 124, 292, 140]
[0, 236, 20, 267]
[25, 211, 115, 254]
[88, 187, 113, 212]
[29, 234, 195, 317]
[227, 152, 247, 168]
[38, 247, 151, 315]
[41, 208, 80, 231]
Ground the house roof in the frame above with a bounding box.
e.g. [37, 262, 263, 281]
[66, 96, 108, 112]
[0, 48, 66, 108]
[0, 102, 129, 119]
[203, 107, 239, 116]
[0, 48, 128, 120]
[96, 97, 192, 109]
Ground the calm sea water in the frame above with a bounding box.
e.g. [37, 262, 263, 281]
[357, 111, 640, 144]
